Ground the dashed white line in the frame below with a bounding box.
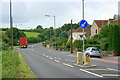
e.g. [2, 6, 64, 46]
[48, 57, 53, 60]
[62, 63, 74, 68]
[79, 69, 103, 78]
[54, 60, 60, 63]
[107, 68, 120, 72]
[102, 74, 120, 76]
[54, 57, 61, 60]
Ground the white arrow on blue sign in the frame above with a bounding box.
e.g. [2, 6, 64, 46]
[79, 20, 88, 28]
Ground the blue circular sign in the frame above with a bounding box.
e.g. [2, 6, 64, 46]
[79, 20, 88, 28]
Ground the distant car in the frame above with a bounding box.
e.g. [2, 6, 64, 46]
[85, 47, 101, 58]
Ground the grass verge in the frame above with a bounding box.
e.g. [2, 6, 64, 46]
[2, 49, 37, 78]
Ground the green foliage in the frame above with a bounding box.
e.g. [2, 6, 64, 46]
[38, 33, 45, 41]
[91, 24, 120, 56]
[73, 40, 83, 51]
[0, 41, 9, 50]
[59, 31, 69, 39]
[108, 24, 120, 56]
[27, 37, 41, 43]
[2, 50, 20, 78]
[56, 38, 67, 47]
[5, 27, 26, 46]
[24, 32, 40, 38]
[36, 25, 43, 29]
[66, 40, 71, 47]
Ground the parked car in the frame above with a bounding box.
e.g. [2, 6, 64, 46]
[85, 47, 101, 58]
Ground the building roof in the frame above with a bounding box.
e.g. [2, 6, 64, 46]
[93, 19, 120, 28]
[94, 20, 108, 28]
[73, 27, 91, 36]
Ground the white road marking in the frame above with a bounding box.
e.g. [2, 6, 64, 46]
[107, 68, 120, 72]
[42, 54, 46, 56]
[85, 69, 108, 71]
[62, 63, 74, 68]
[49, 57, 53, 60]
[79, 69, 103, 78]
[54, 57, 61, 60]
[102, 74, 120, 76]
[54, 60, 60, 63]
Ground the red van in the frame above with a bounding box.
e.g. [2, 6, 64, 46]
[20, 37, 28, 48]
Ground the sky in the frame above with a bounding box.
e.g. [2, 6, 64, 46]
[0, 0, 119, 29]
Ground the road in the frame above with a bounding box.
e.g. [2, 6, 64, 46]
[17, 43, 120, 78]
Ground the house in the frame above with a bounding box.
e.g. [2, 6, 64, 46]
[90, 19, 120, 37]
[71, 27, 90, 42]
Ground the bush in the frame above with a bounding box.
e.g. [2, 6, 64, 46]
[28, 37, 41, 43]
[0, 41, 9, 50]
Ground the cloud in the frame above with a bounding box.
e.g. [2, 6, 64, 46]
[0, 0, 119, 29]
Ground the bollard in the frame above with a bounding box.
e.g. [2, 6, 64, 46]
[77, 52, 83, 64]
[84, 52, 90, 66]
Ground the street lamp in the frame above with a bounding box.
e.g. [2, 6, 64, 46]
[45, 14, 57, 49]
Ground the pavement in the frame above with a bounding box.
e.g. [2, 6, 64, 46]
[17, 43, 120, 78]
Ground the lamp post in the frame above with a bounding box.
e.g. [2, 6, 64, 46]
[82, 0, 85, 53]
[45, 15, 57, 49]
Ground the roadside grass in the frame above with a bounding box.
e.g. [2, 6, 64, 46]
[0, 51, 2, 80]
[24, 32, 40, 38]
[1, 31, 5, 34]
[2, 49, 37, 78]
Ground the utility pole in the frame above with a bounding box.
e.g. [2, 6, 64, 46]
[70, 19, 73, 53]
[10, 0, 13, 49]
[82, 0, 85, 53]
[53, 16, 57, 49]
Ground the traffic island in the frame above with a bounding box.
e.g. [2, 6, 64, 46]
[76, 52, 97, 68]
[73, 63, 96, 68]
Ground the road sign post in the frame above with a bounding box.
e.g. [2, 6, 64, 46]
[79, 20, 88, 65]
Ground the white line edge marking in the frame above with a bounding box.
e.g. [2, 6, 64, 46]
[54, 60, 60, 63]
[79, 69, 103, 78]
[102, 74, 120, 76]
[62, 63, 74, 67]
[107, 68, 120, 72]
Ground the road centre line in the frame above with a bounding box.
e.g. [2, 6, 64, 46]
[48, 57, 53, 60]
[54, 57, 61, 60]
[101, 74, 120, 76]
[54, 60, 60, 63]
[79, 69, 103, 78]
[62, 63, 74, 68]
[107, 68, 120, 72]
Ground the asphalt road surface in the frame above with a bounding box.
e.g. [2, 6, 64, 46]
[17, 43, 120, 78]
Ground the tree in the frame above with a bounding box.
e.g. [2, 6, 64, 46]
[59, 31, 68, 39]
[6, 27, 26, 46]
[38, 33, 45, 41]
[36, 25, 43, 29]
[73, 40, 83, 51]
[66, 40, 71, 48]
[108, 24, 120, 56]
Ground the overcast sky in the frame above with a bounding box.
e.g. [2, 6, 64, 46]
[0, 0, 119, 29]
